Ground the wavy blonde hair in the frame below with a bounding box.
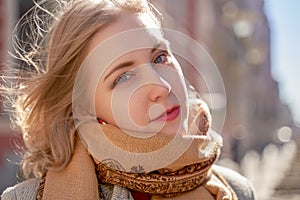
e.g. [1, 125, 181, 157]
[1, 0, 160, 179]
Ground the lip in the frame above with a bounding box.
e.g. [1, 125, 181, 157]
[153, 105, 180, 122]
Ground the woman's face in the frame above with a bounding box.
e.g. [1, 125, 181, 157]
[83, 11, 188, 136]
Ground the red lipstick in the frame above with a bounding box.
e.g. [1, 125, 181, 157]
[155, 106, 180, 122]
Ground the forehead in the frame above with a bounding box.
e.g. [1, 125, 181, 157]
[85, 11, 163, 56]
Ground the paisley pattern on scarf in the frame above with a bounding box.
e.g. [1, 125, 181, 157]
[35, 173, 46, 200]
[95, 152, 218, 198]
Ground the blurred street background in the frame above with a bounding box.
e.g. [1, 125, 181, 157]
[0, 0, 299, 199]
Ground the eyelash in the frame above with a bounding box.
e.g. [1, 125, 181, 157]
[113, 71, 135, 87]
[112, 51, 171, 87]
[153, 51, 170, 64]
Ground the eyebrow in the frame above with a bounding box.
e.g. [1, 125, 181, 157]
[103, 42, 164, 81]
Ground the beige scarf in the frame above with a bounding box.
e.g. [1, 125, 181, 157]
[36, 131, 236, 200]
[36, 100, 237, 200]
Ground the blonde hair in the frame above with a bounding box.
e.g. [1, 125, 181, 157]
[2, 0, 160, 179]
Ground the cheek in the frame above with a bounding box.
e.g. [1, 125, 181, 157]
[128, 92, 149, 125]
[95, 89, 114, 121]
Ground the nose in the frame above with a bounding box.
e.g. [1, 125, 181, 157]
[149, 78, 171, 102]
[145, 67, 172, 102]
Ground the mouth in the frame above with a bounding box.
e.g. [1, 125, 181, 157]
[153, 105, 180, 122]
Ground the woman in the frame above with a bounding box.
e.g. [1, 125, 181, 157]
[1, 0, 255, 199]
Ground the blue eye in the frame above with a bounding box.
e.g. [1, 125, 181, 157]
[113, 72, 135, 86]
[154, 52, 169, 64]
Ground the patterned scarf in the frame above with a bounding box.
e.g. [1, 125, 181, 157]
[36, 100, 237, 200]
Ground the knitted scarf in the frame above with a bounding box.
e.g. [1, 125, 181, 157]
[36, 100, 237, 200]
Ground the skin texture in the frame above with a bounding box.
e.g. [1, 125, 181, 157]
[83, 11, 188, 136]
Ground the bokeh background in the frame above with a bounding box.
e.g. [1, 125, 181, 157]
[0, 0, 299, 199]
